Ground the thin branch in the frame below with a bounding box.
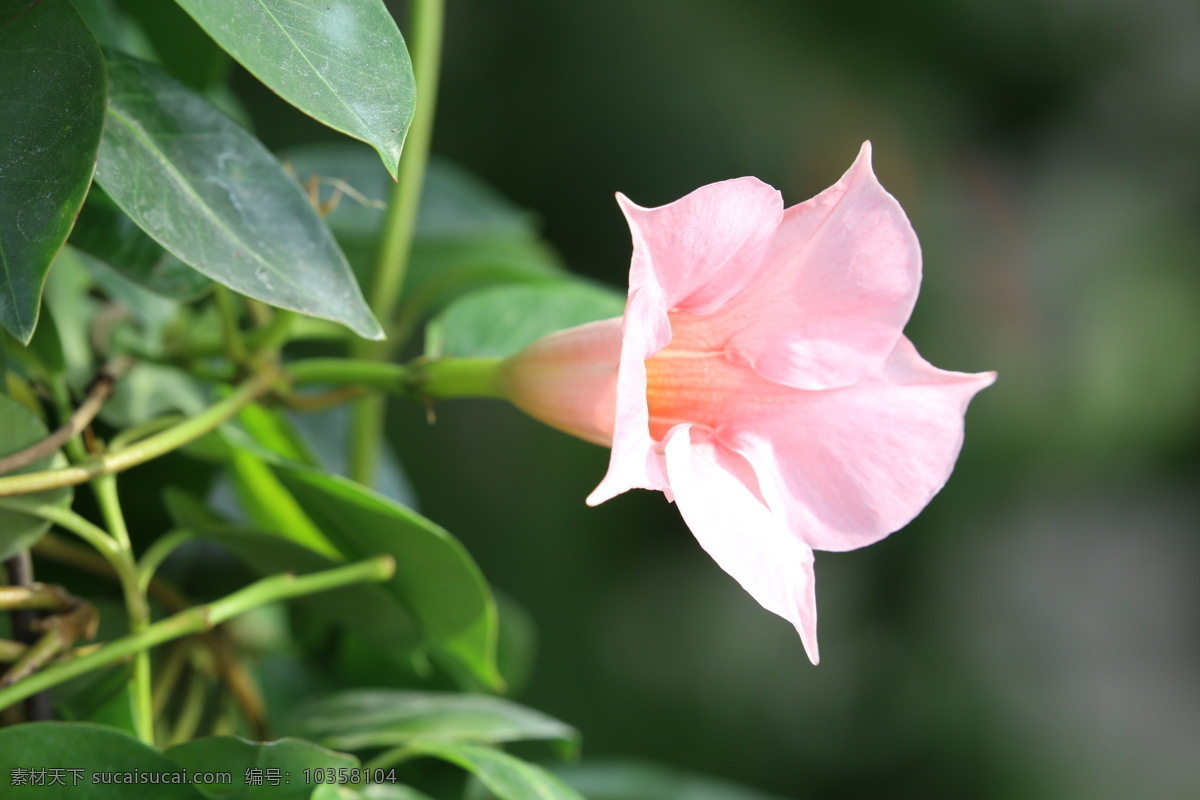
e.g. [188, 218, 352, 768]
[0, 583, 77, 613]
[0, 365, 278, 497]
[0, 556, 395, 713]
[2, 553, 51, 721]
[278, 386, 365, 413]
[0, 358, 131, 476]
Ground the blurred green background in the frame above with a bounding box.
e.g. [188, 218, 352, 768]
[242, 1, 1200, 797]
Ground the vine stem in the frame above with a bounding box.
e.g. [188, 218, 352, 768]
[0, 366, 279, 498]
[92, 476, 154, 744]
[0, 359, 127, 476]
[0, 556, 395, 714]
[366, 0, 444, 334]
[349, 0, 445, 486]
[0, 502, 124, 567]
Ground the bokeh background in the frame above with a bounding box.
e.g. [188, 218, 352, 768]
[244, 1, 1199, 797]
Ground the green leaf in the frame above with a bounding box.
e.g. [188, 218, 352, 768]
[227, 445, 341, 558]
[24, 304, 67, 377]
[415, 161, 537, 242]
[53, 665, 138, 735]
[76, 248, 180, 338]
[493, 593, 538, 696]
[164, 489, 421, 653]
[287, 406, 417, 509]
[406, 237, 562, 303]
[284, 148, 537, 245]
[119, 0, 229, 91]
[408, 741, 585, 800]
[0, 0, 106, 343]
[273, 465, 502, 691]
[359, 788, 436, 800]
[42, 246, 101, 375]
[217, 410, 340, 557]
[95, 50, 383, 340]
[290, 691, 579, 755]
[0, 722, 208, 799]
[237, 404, 320, 467]
[426, 283, 625, 360]
[71, 0, 158, 60]
[545, 761, 796, 800]
[282, 143, 390, 243]
[99, 361, 208, 430]
[0, 394, 74, 562]
[70, 186, 213, 299]
[164, 736, 355, 800]
[311, 786, 435, 800]
[174, 0, 415, 178]
[282, 145, 564, 318]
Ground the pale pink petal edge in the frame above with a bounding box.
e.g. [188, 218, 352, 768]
[724, 141, 923, 391]
[727, 336, 996, 553]
[663, 426, 820, 663]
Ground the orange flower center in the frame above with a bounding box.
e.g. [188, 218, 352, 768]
[644, 311, 787, 441]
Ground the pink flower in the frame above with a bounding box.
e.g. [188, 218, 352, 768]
[502, 142, 995, 663]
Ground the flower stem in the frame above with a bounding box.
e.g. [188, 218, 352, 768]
[415, 358, 505, 399]
[0, 556, 395, 714]
[287, 357, 504, 399]
[349, 0, 445, 486]
[0, 366, 278, 498]
[289, 359, 408, 392]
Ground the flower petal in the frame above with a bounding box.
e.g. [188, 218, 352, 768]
[663, 425, 820, 663]
[724, 336, 996, 553]
[721, 142, 922, 390]
[586, 284, 672, 505]
[589, 179, 783, 504]
[618, 177, 783, 316]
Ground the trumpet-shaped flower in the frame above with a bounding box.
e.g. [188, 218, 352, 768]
[501, 142, 995, 663]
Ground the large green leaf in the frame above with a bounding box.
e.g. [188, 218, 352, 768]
[70, 186, 212, 299]
[52, 665, 138, 736]
[95, 50, 382, 340]
[227, 445, 340, 558]
[426, 283, 625, 360]
[163, 488, 421, 653]
[164, 737, 356, 800]
[544, 761, 796, 800]
[273, 465, 502, 690]
[0, 722, 208, 799]
[407, 741, 584, 800]
[174, 0, 414, 178]
[290, 691, 579, 754]
[0, 394, 74, 561]
[287, 406, 417, 509]
[0, 0, 106, 343]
